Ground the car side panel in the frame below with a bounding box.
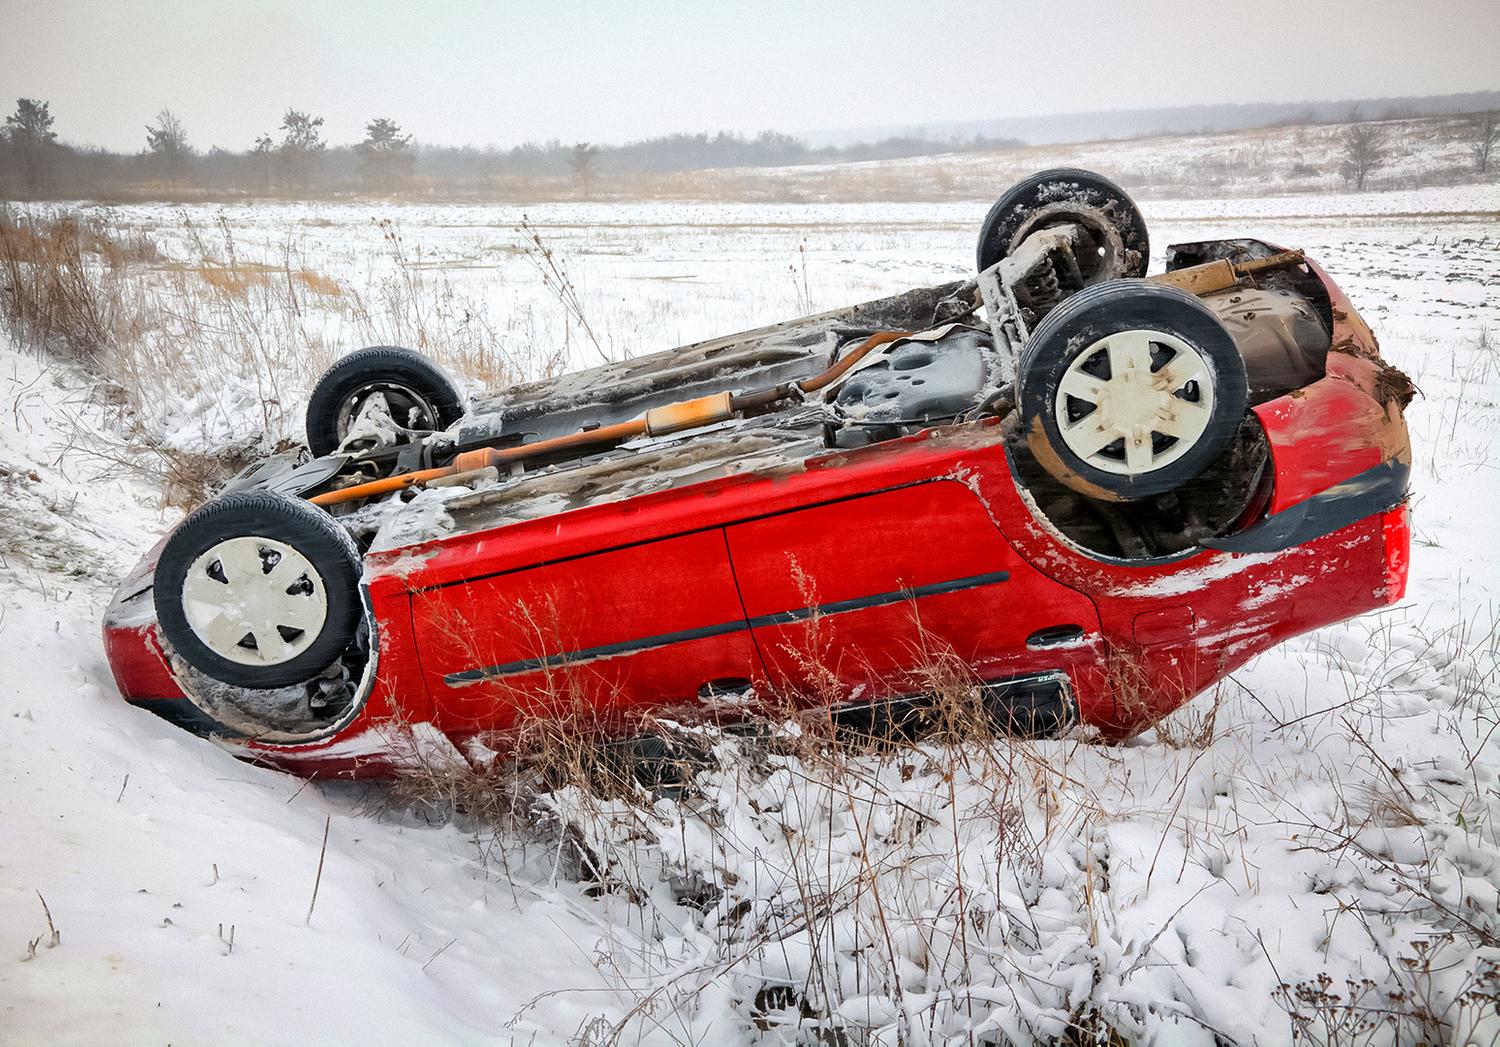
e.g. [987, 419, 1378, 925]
[405, 529, 759, 736]
[725, 480, 1107, 711]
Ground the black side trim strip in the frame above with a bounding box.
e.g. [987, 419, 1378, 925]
[127, 697, 247, 740]
[1203, 458, 1408, 554]
[445, 569, 1010, 685]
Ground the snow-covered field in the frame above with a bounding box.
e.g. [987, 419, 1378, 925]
[2, 187, 1498, 1044]
[518, 115, 1497, 204]
[744, 115, 1496, 202]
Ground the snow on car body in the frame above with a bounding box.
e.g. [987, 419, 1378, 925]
[102, 170, 1413, 776]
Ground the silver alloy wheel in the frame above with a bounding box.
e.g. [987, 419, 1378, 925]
[181, 536, 329, 666]
[1053, 328, 1214, 476]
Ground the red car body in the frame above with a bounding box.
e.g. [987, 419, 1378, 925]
[104, 258, 1411, 777]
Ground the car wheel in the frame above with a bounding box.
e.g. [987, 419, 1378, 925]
[306, 346, 464, 457]
[153, 492, 363, 689]
[1017, 280, 1249, 501]
[976, 167, 1149, 280]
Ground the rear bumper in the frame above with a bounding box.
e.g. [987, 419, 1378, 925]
[102, 620, 185, 702]
[101, 537, 185, 705]
[1222, 258, 1413, 554]
[1206, 458, 1408, 554]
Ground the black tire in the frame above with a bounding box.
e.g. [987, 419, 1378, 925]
[153, 492, 363, 689]
[976, 168, 1149, 280]
[1017, 280, 1249, 501]
[305, 346, 464, 457]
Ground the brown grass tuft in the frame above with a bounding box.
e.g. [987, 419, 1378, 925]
[294, 269, 342, 297]
[0, 206, 153, 364]
[195, 263, 268, 298]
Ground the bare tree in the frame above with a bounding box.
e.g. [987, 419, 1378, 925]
[570, 142, 599, 199]
[358, 117, 413, 191]
[251, 133, 275, 192]
[278, 109, 324, 191]
[3, 98, 58, 196]
[1340, 121, 1388, 192]
[1469, 110, 1499, 174]
[144, 108, 191, 186]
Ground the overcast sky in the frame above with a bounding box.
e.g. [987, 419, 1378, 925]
[2, 0, 1496, 152]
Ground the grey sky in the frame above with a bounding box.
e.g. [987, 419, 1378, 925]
[2, 0, 1496, 152]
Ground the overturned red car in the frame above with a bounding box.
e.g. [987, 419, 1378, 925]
[104, 169, 1413, 776]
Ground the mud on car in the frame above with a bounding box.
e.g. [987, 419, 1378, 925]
[104, 169, 1415, 776]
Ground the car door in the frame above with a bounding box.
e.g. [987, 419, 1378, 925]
[407, 528, 759, 734]
[724, 480, 1105, 704]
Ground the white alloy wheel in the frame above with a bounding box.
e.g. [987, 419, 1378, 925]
[1053, 328, 1214, 476]
[181, 536, 329, 666]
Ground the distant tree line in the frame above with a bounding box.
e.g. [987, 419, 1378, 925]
[0, 98, 1026, 201]
[7, 96, 1497, 202]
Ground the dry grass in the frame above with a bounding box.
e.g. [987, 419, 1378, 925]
[344, 217, 567, 388]
[376, 601, 1137, 1042]
[0, 205, 577, 509]
[192, 261, 270, 297]
[0, 206, 155, 365]
[294, 269, 343, 297]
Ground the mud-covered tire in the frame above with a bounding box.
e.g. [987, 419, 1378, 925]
[976, 168, 1149, 280]
[305, 346, 463, 457]
[153, 492, 363, 689]
[1017, 280, 1248, 501]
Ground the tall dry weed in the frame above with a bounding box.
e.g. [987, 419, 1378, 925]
[0, 205, 155, 364]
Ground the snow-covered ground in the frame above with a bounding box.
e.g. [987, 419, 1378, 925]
[2, 188, 1498, 1044]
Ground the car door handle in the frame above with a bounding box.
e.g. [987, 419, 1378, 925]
[1026, 625, 1086, 649]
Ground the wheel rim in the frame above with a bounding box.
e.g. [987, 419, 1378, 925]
[181, 537, 329, 666]
[1009, 202, 1128, 282]
[1053, 328, 1214, 476]
[335, 381, 439, 444]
